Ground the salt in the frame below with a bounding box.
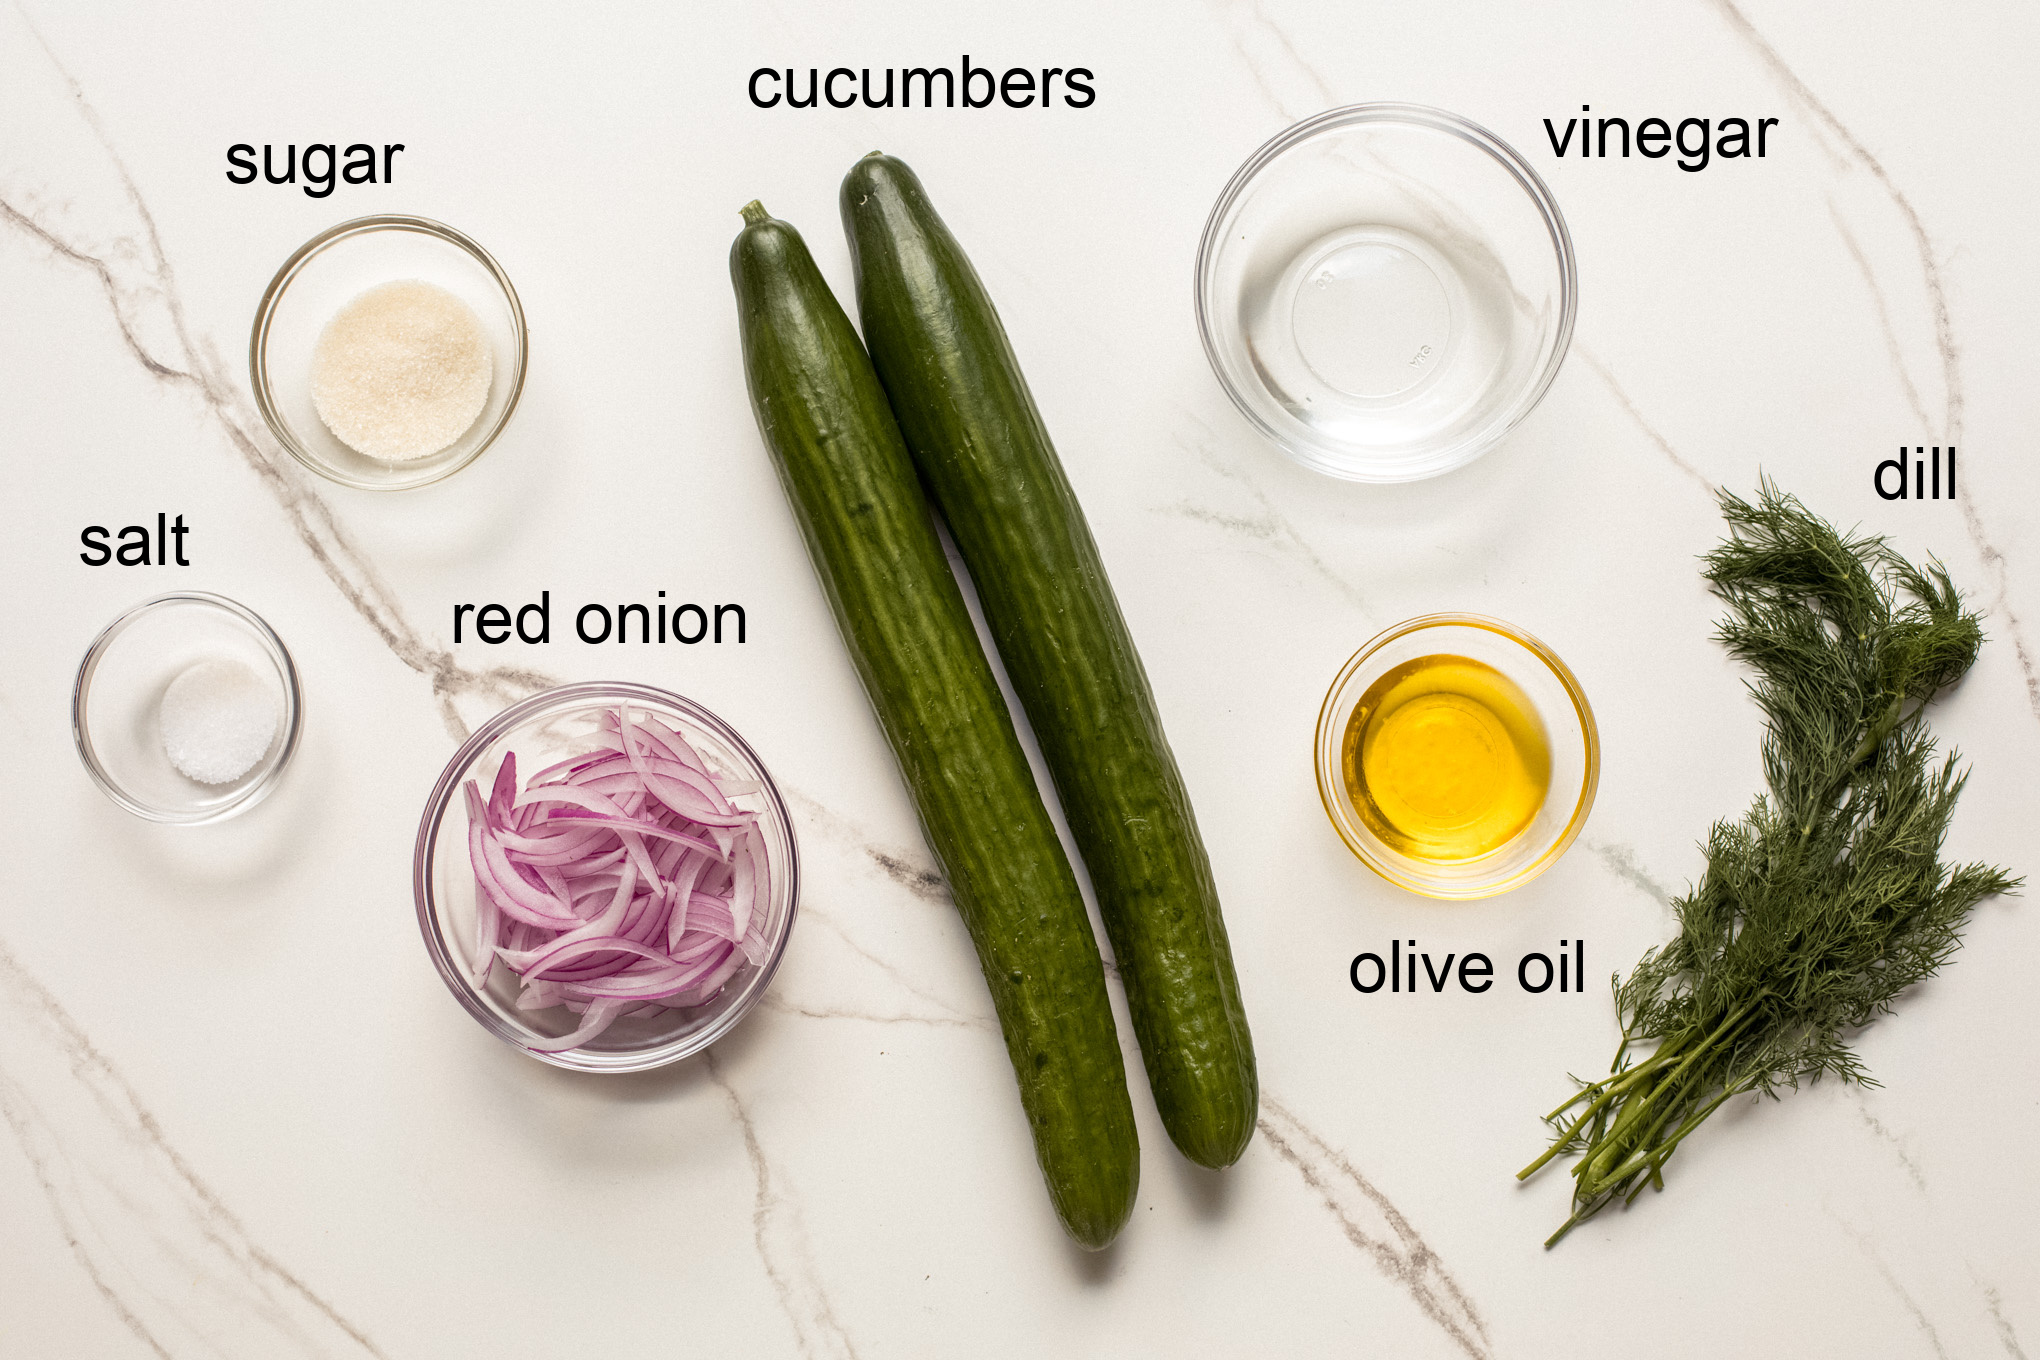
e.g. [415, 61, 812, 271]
[159, 659, 281, 785]
[310, 279, 492, 461]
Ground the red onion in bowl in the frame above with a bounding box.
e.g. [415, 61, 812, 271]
[414, 683, 799, 1073]
[464, 706, 776, 1052]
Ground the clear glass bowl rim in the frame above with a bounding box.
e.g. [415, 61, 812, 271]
[248, 213, 529, 492]
[411, 681, 801, 1072]
[1313, 612, 1600, 898]
[1194, 102, 1580, 482]
[72, 590, 305, 825]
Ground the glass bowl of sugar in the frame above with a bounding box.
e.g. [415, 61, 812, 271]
[73, 593, 304, 823]
[250, 216, 528, 491]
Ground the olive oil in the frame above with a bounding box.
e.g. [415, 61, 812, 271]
[1341, 654, 1551, 861]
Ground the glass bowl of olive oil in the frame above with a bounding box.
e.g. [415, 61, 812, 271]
[1314, 615, 1598, 899]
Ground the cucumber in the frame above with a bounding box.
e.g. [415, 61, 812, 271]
[729, 202, 1139, 1248]
[840, 156, 1259, 1168]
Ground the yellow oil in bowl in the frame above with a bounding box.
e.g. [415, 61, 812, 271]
[1340, 653, 1550, 861]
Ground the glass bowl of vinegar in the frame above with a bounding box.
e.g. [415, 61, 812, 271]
[1314, 615, 1598, 899]
[1197, 104, 1576, 482]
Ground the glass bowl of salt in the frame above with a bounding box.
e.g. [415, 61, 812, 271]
[73, 592, 304, 823]
[250, 216, 528, 491]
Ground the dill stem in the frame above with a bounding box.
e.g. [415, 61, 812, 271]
[1572, 1002, 1763, 1199]
[1543, 1201, 1601, 1249]
[1519, 1048, 1687, 1181]
[1517, 1079, 1633, 1181]
[1652, 999, 1762, 1101]
[1539, 1040, 1680, 1123]
[1619, 1081, 1754, 1206]
[1847, 694, 1906, 771]
[1655, 1079, 1752, 1159]
[1583, 1034, 1759, 1198]
[1576, 1079, 1659, 1185]
[1585, 1091, 1612, 1152]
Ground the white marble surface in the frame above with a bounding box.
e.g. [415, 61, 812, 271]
[4, 3, 2037, 1356]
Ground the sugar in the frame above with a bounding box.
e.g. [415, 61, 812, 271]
[159, 658, 281, 785]
[310, 279, 493, 461]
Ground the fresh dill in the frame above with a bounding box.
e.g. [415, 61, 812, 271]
[1519, 480, 2018, 1247]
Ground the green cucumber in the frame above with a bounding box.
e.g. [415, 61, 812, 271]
[730, 202, 1139, 1247]
[840, 156, 1258, 1168]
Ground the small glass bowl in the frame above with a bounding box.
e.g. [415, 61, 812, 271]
[250, 215, 528, 491]
[1315, 614, 1597, 899]
[73, 592, 304, 824]
[412, 683, 799, 1072]
[1197, 104, 1576, 482]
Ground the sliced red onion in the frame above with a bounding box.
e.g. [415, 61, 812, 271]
[545, 811, 728, 859]
[465, 704, 771, 1053]
[488, 752, 519, 822]
[513, 782, 633, 817]
[665, 855, 704, 949]
[526, 998, 626, 1054]
[475, 829, 580, 928]
[503, 933, 675, 979]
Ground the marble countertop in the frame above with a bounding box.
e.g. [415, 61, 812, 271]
[4, 3, 2036, 1356]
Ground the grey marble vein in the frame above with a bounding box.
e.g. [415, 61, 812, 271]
[1834, 1216, 1953, 1360]
[1216, 0, 1335, 126]
[1160, 414, 1373, 612]
[797, 910, 991, 1028]
[1826, 199, 1932, 431]
[706, 1052, 861, 1360]
[1258, 1096, 1490, 1360]
[1705, 1, 1957, 418]
[1707, 0, 2040, 724]
[1569, 346, 1715, 492]
[0, 14, 555, 742]
[1849, 1092, 1927, 1194]
[1981, 1283, 2030, 1360]
[0, 938, 385, 1359]
[1581, 839, 1677, 911]
[759, 997, 983, 1029]
[784, 789, 949, 908]
[771, 794, 998, 1026]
